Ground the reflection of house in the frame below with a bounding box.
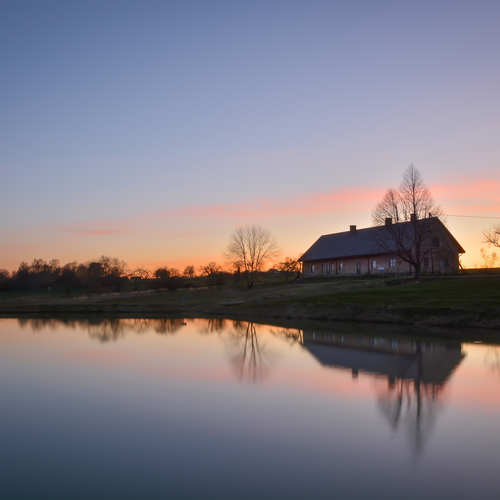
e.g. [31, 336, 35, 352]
[302, 330, 464, 386]
[303, 329, 465, 457]
[299, 217, 465, 277]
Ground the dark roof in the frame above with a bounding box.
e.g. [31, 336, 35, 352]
[299, 218, 465, 262]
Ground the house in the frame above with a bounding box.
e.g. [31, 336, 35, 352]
[299, 216, 465, 277]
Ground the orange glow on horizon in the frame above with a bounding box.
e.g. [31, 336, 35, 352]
[2, 177, 499, 272]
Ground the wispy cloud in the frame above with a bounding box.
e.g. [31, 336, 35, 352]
[53, 185, 384, 242]
[434, 178, 500, 215]
[61, 229, 130, 236]
[57, 177, 500, 237]
[146, 185, 384, 221]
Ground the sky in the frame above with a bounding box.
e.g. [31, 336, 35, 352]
[1, 0, 499, 272]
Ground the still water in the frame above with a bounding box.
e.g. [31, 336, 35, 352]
[1, 317, 499, 499]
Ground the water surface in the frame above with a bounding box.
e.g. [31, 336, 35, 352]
[1, 318, 499, 499]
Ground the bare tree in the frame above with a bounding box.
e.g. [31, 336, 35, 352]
[371, 164, 444, 280]
[153, 266, 171, 289]
[183, 265, 196, 278]
[129, 268, 151, 291]
[199, 261, 226, 286]
[153, 266, 182, 290]
[277, 257, 301, 280]
[483, 223, 500, 249]
[224, 225, 280, 289]
[479, 248, 499, 268]
[372, 165, 442, 226]
[372, 188, 403, 225]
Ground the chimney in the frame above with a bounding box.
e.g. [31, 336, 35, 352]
[350, 225, 356, 233]
[385, 217, 392, 226]
[410, 213, 417, 222]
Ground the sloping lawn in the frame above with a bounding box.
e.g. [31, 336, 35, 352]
[295, 277, 500, 308]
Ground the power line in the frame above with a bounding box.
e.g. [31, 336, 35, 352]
[444, 214, 500, 219]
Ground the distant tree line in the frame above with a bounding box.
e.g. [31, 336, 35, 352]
[1, 253, 301, 295]
[0, 256, 128, 294]
[0, 224, 302, 294]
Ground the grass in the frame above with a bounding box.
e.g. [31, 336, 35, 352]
[2, 275, 500, 328]
[292, 277, 500, 308]
[0, 287, 88, 300]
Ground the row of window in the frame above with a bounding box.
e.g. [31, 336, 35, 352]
[311, 259, 397, 274]
[311, 263, 343, 273]
[309, 238, 444, 274]
[311, 256, 450, 274]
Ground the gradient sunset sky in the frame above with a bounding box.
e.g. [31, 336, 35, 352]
[2, 0, 499, 272]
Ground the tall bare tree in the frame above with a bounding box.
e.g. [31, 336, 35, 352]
[224, 225, 280, 289]
[483, 223, 500, 249]
[371, 164, 444, 280]
[372, 164, 442, 226]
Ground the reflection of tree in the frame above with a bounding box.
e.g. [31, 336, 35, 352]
[18, 318, 79, 331]
[127, 318, 151, 334]
[198, 318, 228, 335]
[225, 322, 270, 383]
[270, 327, 303, 346]
[484, 346, 500, 377]
[376, 342, 443, 458]
[17, 317, 186, 342]
[151, 318, 184, 335]
[378, 380, 443, 456]
[87, 319, 126, 343]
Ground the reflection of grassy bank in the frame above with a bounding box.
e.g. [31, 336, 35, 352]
[1, 276, 500, 329]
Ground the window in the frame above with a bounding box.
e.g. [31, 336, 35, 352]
[432, 237, 440, 248]
[311, 265, 315, 273]
[424, 257, 429, 267]
[443, 258, 449, 268]
[338, 262, 343, 273]
[389, 258, 396, 268]
[371, 260, 377, 270]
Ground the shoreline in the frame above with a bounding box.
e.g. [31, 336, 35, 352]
[1, 300, 500, 331]
[2, 275, 500, 333]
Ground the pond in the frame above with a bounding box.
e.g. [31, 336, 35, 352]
[1, 317, 499, 499]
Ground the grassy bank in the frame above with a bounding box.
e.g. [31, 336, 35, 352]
[1, 275, 499, 329]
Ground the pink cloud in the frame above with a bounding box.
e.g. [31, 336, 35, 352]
[146, 185, 385, 221]
[56, 177, 500, 239]
[53, 186, 382, 237]
[434, 179, 500, 200]
[432, 178, 500, 215]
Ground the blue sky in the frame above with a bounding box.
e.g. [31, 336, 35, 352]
[1, 0, 499, 271]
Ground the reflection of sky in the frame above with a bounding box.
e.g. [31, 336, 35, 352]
[2, 2, 500, 271]
[1, 319, 500, 499]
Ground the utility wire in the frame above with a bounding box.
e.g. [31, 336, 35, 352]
[444, 214, 500, 219]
